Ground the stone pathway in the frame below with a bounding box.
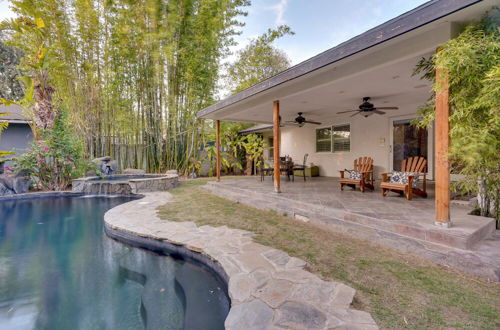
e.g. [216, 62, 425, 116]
[104, 192, 378, 330]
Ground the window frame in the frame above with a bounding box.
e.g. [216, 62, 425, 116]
[315, 126, 332, 153]
[332, 123, 351, 153]
[315, 123, 351, 153]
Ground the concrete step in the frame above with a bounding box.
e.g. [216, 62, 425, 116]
[204, 181, 495, 250]
[203, 181, 500, 281]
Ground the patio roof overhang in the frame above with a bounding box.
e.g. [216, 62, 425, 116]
[197, 0, 493, 124]
[0, 104, 30, 124]
[238, 124, 273, 135]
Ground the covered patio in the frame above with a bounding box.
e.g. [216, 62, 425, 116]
[197, 0, 499, 278]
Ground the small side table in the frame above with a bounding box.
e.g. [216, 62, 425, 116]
[293, 166, 319, 178]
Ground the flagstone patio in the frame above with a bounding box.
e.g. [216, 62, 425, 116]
[203, 176, 500, 281]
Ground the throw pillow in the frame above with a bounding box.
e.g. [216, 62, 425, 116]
[348, 170, 362, 180]
[389, 171, 419, 188]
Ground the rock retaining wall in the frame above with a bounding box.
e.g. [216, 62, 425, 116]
[0, 174, 30, 196]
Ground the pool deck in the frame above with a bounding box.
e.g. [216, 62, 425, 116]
[203, 177, 500, 282]
[105, 192, 378, 330]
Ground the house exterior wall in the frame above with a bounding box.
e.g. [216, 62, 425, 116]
[0, 123, 33, 164]
[276, 102, 432, 179]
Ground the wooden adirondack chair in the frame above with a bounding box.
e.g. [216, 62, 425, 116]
[339, 157, 374, 192]
[380, 156, 427, 200]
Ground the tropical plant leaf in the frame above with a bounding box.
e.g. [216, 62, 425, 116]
[35, 17, 45, 29]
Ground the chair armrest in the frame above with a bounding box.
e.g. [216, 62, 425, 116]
[408, 175, 414, 187]
[380, 173, 389, 182]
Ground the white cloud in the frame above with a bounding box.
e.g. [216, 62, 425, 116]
[271, 0, 288, 26]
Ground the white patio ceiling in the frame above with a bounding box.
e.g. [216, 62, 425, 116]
[223, 53, 435, 125]
[199, 0, 494, 124]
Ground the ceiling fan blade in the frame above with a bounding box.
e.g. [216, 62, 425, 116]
[337, 110, 358, 114]
[350, 112, 360, 117]
[375, 107, 398, 110]
[304, 120, 322, 125]
[285, 120, 297, 123]
[373, 110, 386, 115]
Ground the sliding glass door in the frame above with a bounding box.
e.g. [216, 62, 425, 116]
[390, 118, 433, 178]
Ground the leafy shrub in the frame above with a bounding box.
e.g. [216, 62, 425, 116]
[14, 107, 89, 190]
[414, 14, 499, 223]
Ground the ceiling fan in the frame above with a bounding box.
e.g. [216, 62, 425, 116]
[285, 112, 322, 127]
[337, 97, 399, 117]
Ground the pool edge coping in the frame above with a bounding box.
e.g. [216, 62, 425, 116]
[103, 191, 379, 330]
[0, 191, 84, 201]
[104, 222, 229, 292]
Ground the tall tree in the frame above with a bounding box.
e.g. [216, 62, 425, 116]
[225, 25, 293, 93]
[205, 25, 294, 177]
[0, 40, 24, 101]
[2, 0, 250, 173]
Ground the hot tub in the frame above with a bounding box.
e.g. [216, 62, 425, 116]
[72, 174, 179, 195]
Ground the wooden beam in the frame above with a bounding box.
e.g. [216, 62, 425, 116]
[216, 120, 221, 182]
[435, 64, 451, 227]
[273, 101, 281, 193]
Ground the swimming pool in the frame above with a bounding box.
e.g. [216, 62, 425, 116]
[0, 195, 229, 329]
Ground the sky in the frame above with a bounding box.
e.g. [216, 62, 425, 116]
[0, 0, 13, 21]
[0, 0, 429, 65]
[232, 0, 430, 65]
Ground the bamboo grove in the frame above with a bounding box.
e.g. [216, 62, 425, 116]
[2, 0, 250, 173]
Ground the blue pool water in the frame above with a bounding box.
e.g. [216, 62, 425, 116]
[0, 196, 229, 329]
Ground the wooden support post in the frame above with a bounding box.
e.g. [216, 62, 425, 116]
[435, 65, 451, 227]
[273, 101, 281, 193]
[216, 120, 221, 182]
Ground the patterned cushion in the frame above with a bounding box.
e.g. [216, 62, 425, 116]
[348, 170, 362, 180]
[389, 171, 419, 188]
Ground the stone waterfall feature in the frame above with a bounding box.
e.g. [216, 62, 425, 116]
[93, 156, 118, 176]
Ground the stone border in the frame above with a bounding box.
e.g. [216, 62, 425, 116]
[104, 192, 378, 329]
[0, 191, 84, 201]
[104, 223, 229, 293]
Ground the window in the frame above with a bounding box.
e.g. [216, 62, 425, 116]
[268, 137, 274, 159]
[316, 125, 351, 153]
[332, 124, 350, 152]
[316, 127, 332, 152]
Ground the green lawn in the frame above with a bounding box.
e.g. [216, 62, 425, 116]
[157, 178, 500, 329]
